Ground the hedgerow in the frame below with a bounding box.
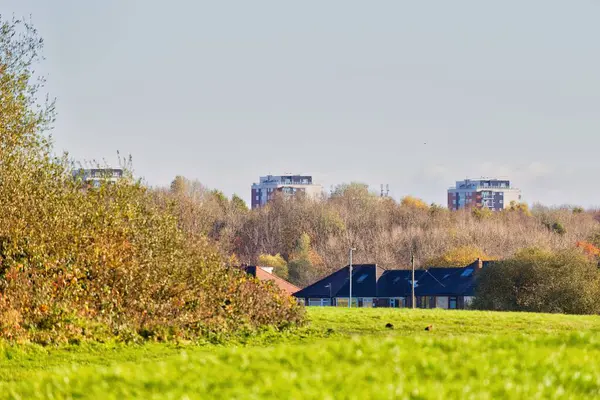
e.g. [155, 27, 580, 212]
[0, 16, 303, 344]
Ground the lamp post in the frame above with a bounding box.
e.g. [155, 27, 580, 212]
[349, 247, 356, 308]
[411, 251, 416, 309]
[325, 283, 332, 306]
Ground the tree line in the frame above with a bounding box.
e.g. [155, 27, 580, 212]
[160, 177, 600, 290]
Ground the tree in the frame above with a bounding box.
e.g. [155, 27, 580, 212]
[231, 194, 248, 212]
[576, 241, 600, 258]
[400, 196, 429, 210]
[543, 219, 567, 235]
[288, 233, 324, 287]
[0, 17, 304, 343]
[170, 175, 187, 194]
[425, 246, 491, 268]
[472, 207, 493, 221]
[508, 201, 532, 216]
[473, 248, 600, 314]
[257, 253, 289, 280]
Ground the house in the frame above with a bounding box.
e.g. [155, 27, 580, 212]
[293, 259, 490, 309]
[240, 266, 300, 296]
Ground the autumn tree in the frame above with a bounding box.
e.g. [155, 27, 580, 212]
[400, 196, 429, 210]
[425, 246, 491, 268]
[0, 17, 303, 343]
[288, 233, 325, 287]
[257, 253, 289, 280]
[474, 248, 600, 314]
[507, 201, 532, 216]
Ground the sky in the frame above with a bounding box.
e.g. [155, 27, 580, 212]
[3, 1, 600, 207]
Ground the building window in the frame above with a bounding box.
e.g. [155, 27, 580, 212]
[335, 298, 358, 307]
[436, 296, 449, 309]
[464, 296, 475, 308]
[361, 298, 374, 308]
[390, 298, 406, 308]
[308, 298, 323, 307]
[308, 298, 331, 307]
[449, 297, 458, 309]
[418, 296, 435, 309]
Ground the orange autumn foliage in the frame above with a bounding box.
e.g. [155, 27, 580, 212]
[576, 241, 600, 257]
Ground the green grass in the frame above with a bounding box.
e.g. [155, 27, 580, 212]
[3, 308, 600, 399]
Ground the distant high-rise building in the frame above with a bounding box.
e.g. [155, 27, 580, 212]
[72, 168, 124, 188]
[251, 174, 322, 209]
[447, 178, 521, 211]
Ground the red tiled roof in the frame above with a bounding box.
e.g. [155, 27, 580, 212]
[253, 267, 300, 295]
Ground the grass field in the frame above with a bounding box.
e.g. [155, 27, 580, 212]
[2, 308, 600, 399]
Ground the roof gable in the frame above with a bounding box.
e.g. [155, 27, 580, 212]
[239, 266, 300, 296]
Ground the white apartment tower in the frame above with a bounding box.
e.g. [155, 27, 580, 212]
[251, 175, 322, 209]
[448, 178, 521, 211]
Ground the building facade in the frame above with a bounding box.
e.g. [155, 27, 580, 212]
[447, 178, 521, 211]
[251, 175, 323, 209]
[293, 259, 489, 309]
[72, 168, 124, 188]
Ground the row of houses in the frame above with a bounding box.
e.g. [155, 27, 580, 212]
[242, 259, 490, 310]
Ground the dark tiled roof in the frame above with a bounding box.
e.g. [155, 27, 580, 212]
[334, 265, 386, 298]
[377, 270, 413, 297]
[293, 260, 487, 299]
[293, 264, 380, 298]
[412, 267, 478, 296]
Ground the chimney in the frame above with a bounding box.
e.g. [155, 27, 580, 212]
[476, 258, 483, 269]
[258, 266, 274, 275]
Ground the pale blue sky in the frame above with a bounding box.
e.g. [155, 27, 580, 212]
[4, 1, 600, 206]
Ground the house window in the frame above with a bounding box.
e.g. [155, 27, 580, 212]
[361, 298, 374, 308]
[308, 298, 331, 307]
[436, 296, 449, 309]
[308, 298, 324, 307]
[336, 298, 358, 307]
[419, 296, 435, 309]
[390, 298, 406, 308]
[429, 296, 436, 309]
[464, 296, 475, 308]
[449, 297, 458, 309]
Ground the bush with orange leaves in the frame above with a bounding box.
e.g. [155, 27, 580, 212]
[576, 241, 600, 258]
[0, 18, 303, 344]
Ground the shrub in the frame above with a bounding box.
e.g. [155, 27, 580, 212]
[473, 248, 600, 315]
[0, 17, 303, 343]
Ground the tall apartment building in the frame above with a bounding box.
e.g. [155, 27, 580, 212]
[447, 178, 521, 211]
[251, 174, 323, 209]
[72, 168, 124, 188]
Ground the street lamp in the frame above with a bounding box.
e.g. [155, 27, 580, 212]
[325, 283, 332, 306]
[411, 251, 416, 309]
[349, 247, 356, 308]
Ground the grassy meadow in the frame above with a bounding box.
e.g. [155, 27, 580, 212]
[2, 308, 600, 399]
